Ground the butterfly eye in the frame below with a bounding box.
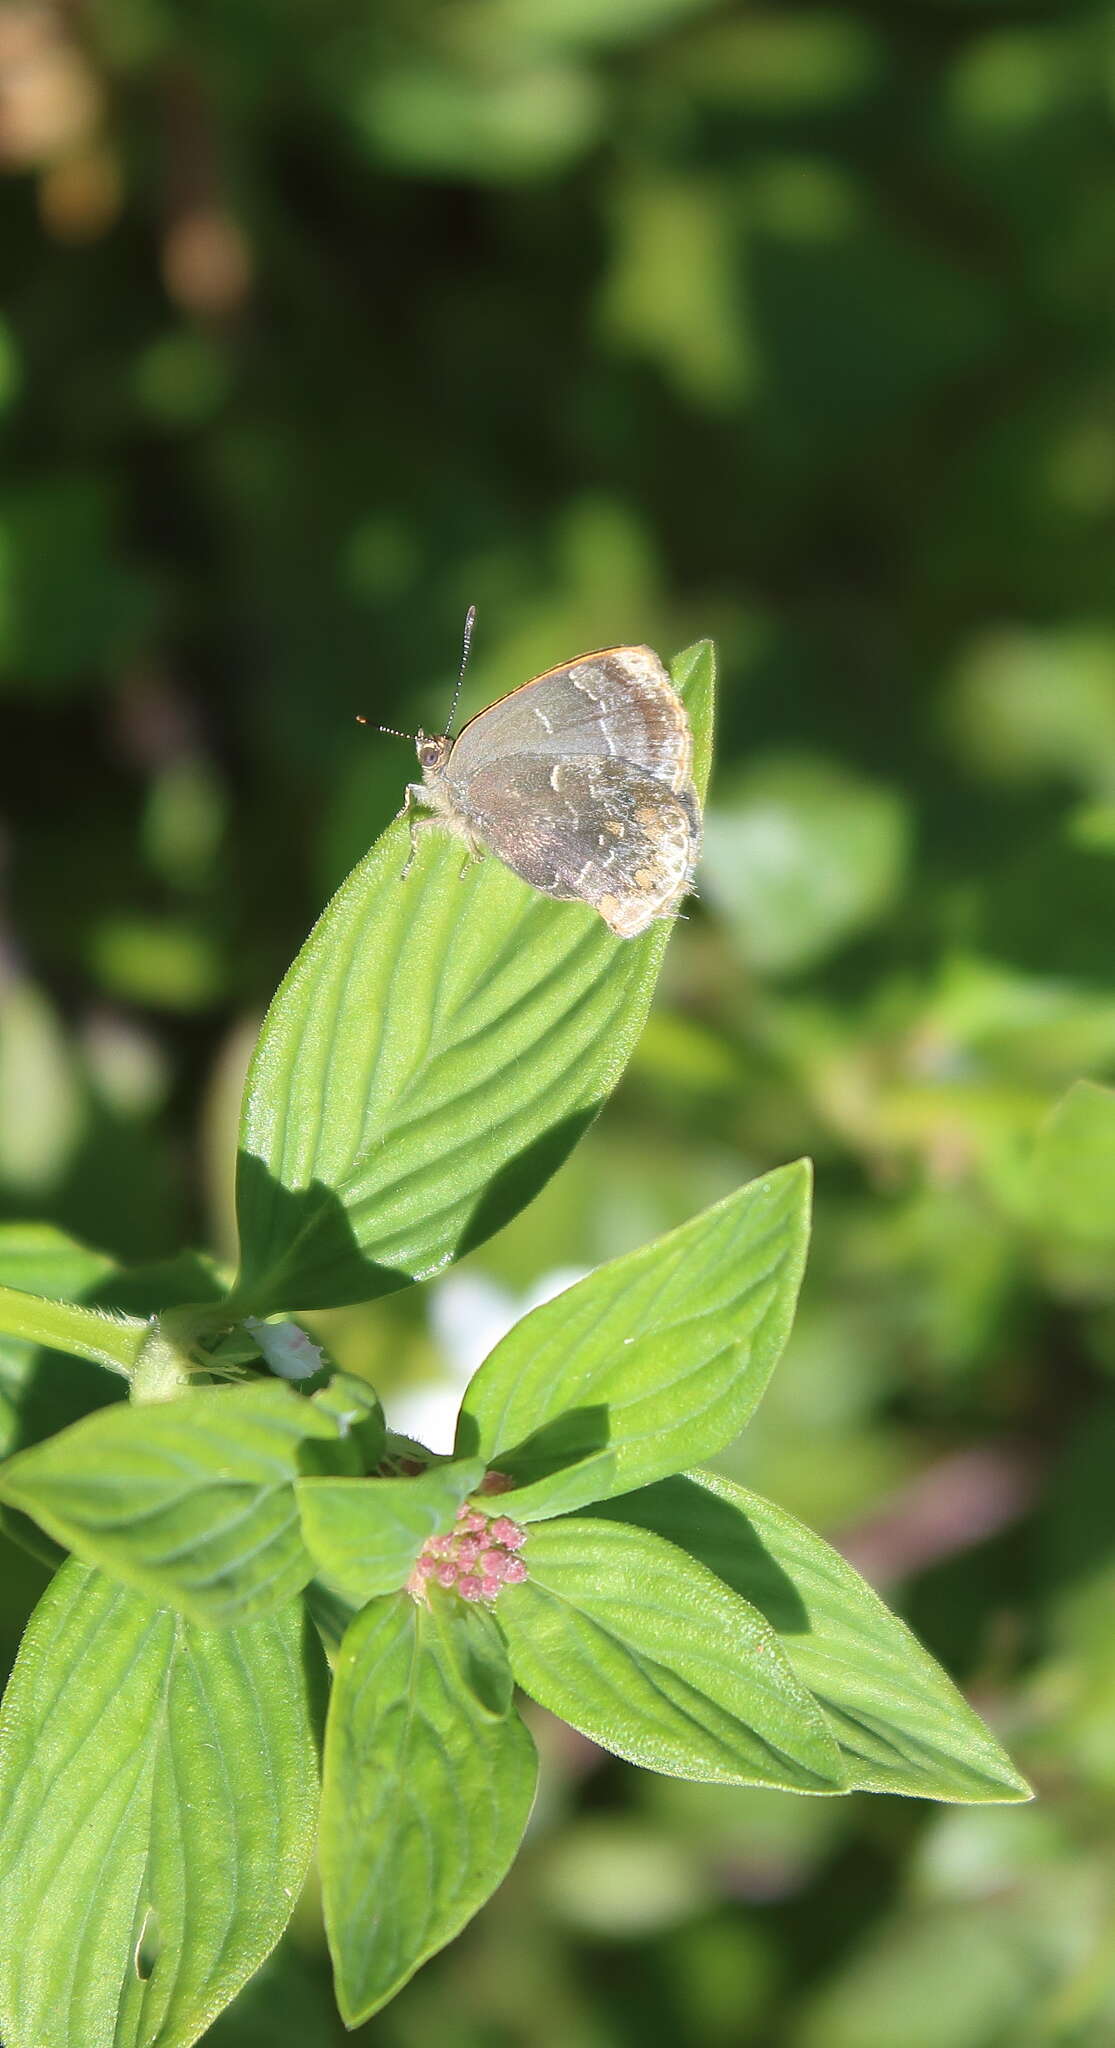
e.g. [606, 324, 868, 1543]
[420, 741, 442, 768]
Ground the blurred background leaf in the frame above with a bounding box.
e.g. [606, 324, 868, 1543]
[702, 756, 909, 975]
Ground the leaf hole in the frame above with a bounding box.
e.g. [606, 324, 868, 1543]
[134, 1906, 160, 1981]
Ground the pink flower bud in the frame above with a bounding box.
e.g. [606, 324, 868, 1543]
[457, 1574, 484, 1601]
[435, 1563, 458, 1588]
[479, 1576, 503, 1600]
[478, 1549, 508, 1578]
[501, 1555, 528, 1583]
[488, 1517, 526, 1549]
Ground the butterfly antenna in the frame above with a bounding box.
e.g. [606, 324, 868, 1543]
[443, 603, 476, 736]
[357, 717, 413, 740]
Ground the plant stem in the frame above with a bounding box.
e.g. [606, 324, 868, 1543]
[0, 1283, 147, 1380]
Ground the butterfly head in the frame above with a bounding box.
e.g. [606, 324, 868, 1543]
[416, 731, 452, 777]
[358, 607, 476, 768]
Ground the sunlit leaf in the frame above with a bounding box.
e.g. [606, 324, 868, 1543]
[0, 1562, 321, 2048]
[297, 1457, 485, 1603]
[498, 1517, 847, 1790]
[0, 1224, 121, 1461]
[458, 1162, 811, 1516]
[595, 1473, 1032, 1801]
[0, 1381, 341, 1625]
[232, 642, 713, 1313]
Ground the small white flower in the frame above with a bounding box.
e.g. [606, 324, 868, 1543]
[244, 1317, 324, 1381]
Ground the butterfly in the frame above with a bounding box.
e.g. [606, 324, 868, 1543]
[369, 615, 701, 939]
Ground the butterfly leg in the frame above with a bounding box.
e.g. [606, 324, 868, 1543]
[458, 842, 485, 882]
[396, 784, 428, 879]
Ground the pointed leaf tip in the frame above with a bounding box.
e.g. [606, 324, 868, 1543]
[459, 1158, 812, 1514]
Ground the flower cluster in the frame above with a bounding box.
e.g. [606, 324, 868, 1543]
[407, 1472, 527, 1603]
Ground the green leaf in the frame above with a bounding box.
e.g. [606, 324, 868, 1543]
[492, 1445, 618, 1522]
[0, 1225, 124, 1475]
[231, 641, 714, 1313]
[498, 1517, 846, 1791]
[594, 1473, 1032, 1802]
[0, 1249, 231, 1548]
[456, 1161, 811, 1516]
[320, 1588, 537, 2025]
[0, 1381, 341, 1626]
[0, 1224, 129, 1558]
[308, 1371, 387, 1473]
[297, 1457, 486, 1603]
[1030, 1078, 1115, 1247]
[0, 1221, 117, 1300]
[0, 1560, 322, 2048]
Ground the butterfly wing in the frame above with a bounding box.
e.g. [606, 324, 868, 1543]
[447, 647, 692, 793]
[454, 754, 700, 939]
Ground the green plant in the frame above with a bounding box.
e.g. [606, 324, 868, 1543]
[0, 643, 1028, 2046]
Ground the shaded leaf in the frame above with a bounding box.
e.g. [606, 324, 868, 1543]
[308, 1371, 387, 1473]
[320, 1589, 536, 2024]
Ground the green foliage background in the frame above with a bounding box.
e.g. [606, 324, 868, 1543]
[1, 0, 1113, 2041]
